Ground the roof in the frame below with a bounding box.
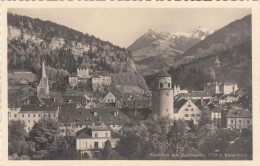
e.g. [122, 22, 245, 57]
[8, 72, 36, 83]
[212, 106, 222, 113]
[224, 82, 237, 86]
[92, 75, 101, 79]
[156, 70, 171, 77]
[69, 73, 78, 77]
[20, 104, 59, 112]
[76, 125, 113, 139]
[62, 95, 86, 103]
[92, 125, 110, 131]
[174, 99, 188, 113]
[59, 106, 131, 125]
[226, 107, 251, 118]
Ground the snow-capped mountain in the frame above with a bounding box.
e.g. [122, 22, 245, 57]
[128, 27, 214, 61]
[128, 27, 214, 75]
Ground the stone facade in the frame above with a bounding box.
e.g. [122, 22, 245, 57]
[152, 70, 174, 119]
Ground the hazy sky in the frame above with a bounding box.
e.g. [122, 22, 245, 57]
[9, 8, 251, 48]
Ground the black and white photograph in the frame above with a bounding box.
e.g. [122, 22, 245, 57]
[5, 7, 253, 161]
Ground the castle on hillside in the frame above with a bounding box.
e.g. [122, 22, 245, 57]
[37, 62, 49, 99]
[151, 70, 174, 119]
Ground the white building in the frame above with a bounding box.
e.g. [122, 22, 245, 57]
[76, 125, 119, 159]
[173, 99, 201, 124]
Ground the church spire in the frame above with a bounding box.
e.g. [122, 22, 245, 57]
[42, 61, 47, 78]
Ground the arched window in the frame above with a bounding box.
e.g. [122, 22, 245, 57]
[168, 83, 170, 88]
[160, 83, 163, 88]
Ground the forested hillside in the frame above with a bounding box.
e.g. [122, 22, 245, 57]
[7, 13, 136, 74]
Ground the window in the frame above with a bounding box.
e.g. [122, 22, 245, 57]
[22, 114, 24, 118]
[28, 114, 30, 117]
[231, 120, 233, 123]
[160, 83, 163, 88]
[191, 114, 195, 117]
[188, 104, 191, 107]
[239, 120, 241, 124]
[185, 109, 188, 111]
[191, 108, 194, 111]
[39, 114, 41, 117]
[28, 120, 30, 123]
[185, 114, 189, 117]
[105, 133, 108, 137]
[94, 142, 98, 148]
[44, 114, 46, 117]
[247, 120, 250, 124]
[85, 142, 88, 148]
[95, 133, 98, 138]
[33, 114, 35, 117]
[28, 127, 30, 130]
[196, 114, 200, 117]
[49, 114, 51, 117]
[168, 83, 170, 88]
[14, 114, 17, 117]
[94, 152, 99, 158]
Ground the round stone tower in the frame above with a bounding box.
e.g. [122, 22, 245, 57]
[152, 70, 174, 119]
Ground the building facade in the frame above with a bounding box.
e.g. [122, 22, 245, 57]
[173, 99, 201, 124]
[76, 125, 119, 159]
[226, 107, 252, 129]
[151, 70, 174, 119]
[211, 107, 222, 128]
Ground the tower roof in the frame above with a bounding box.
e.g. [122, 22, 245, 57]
[156, 69, 171, 77]
[78, 58, 91, 69]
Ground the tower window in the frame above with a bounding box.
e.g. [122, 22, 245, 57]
[160, 83, 163, 88]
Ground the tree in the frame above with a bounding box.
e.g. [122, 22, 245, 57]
[28, 118, 60, 151]
[8, 120, 28, 156]
[101, 140, 122, 160]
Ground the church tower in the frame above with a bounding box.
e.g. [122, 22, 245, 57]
[151, 70, 174, 119]
[37, 62, 49, 99]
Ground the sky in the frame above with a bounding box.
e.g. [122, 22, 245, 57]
[9, 8, 251, 48]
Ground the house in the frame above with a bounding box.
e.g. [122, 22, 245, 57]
[8, 104, 59, 132]
[173, 99, 201, 125]
[58, 105, 131, 135]
[103, 92, 117, 107]
[69, 73, 79, 88]
[222, 82, 238, 95]
[19, 78, 30, 85]
[211, 107, 222, 128]
[76, 124, 120, 159]
[219, 95, 239, 104]
[91, 75, 102, 91]
[178, 91, 213, 100]
[226, 107, 252, 129]
[174, 85, 188, 96]
[62, 95, 87, 108]
[77, 60, 91, 81]
[204, 82, 221, 95]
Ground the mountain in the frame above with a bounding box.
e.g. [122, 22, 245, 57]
[128, 27, 214, 75]
[7, 13, 149, 91]
[144, 15, 252, 91]
[182, 15, 251, 60]
[8, 13, 136, 74]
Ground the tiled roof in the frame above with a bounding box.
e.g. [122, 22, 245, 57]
[156, 70, 171, 77]
[92, 125, 110, 131]
[224, 82, 237, 86]
[20, 104, 58, 112]
[59, 106, 131, 125]
[76, 127, 92, 138]
[226, 107, 251, 118]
